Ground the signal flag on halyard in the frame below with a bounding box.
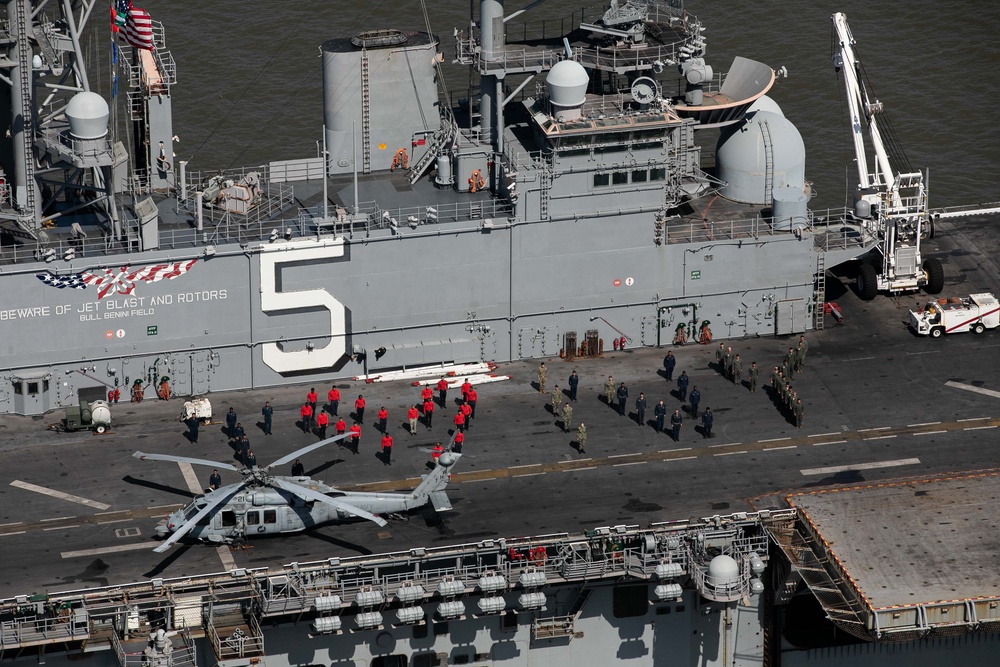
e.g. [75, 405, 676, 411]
[110, 0, 129, 34]
[125, 4, 154, 50]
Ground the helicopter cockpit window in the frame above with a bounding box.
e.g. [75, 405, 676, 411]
[221, 510, 237, 527]
[264, 509, 277, 524]
[246, 511, 260, 525]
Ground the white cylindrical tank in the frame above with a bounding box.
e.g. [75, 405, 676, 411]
[66, 92, 110, 139]
[435, 154, 453, 186]
[547, 60, 589, 121]
[716, 109, 806, 205]
[89, 400, 112, 429]
[772, 184, 809, 231]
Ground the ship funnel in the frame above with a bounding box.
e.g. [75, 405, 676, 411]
[65, 91, 110, 139]
[546, 60, 589, 121]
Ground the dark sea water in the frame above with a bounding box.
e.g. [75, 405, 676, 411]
[95, 1, 1000, 211]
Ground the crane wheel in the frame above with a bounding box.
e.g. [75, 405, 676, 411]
[856, 263, 878, 301]
[923, 258, 944, 295]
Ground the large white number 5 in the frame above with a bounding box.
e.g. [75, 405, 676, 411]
[258, 238, 347, 374]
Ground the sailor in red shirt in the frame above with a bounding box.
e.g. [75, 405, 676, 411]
[436, 378, 449, 406]
[377, 406, 389, 433]
[460, 401, 473, 430]
[300, 403, 313, 433]
[327, 386, 341, 416]
[460, 379, 472, 403]
[354, 395, 366, 423]
[421, 385, 433, 405]
[467, 388, 478, 420]
[306, 387, 318, 414]
[453, 410, 465, 432]
[422, 399, 434, 429]
[316, 411, 329, 439]
[381, 434, 393, 465]
[407, 405, 419, 435]
[431, 443, 444, 465]
[452, 430, 465, 453]
[335, 416, 347, 435]
[349, 422, 362, 454]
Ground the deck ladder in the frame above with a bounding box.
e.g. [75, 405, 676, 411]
[360, 49, 372, 174]
[13, 0, 37, 232]
[812, 252, 826, 331]
[759, 118, 774, 204]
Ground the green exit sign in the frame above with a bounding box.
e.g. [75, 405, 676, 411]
[690, 270, 701, 280]
[147, 325, 158, 336]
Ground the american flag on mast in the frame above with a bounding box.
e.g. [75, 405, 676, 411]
[123, 2, 154, 50]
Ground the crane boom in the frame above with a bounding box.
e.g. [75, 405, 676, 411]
[832, 12, 896, 195]
[831, 12, 942, 299]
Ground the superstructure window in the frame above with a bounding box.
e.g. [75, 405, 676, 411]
[593, 173, 610, 187]
[632, 170, 648, 183]
[612, 171, 628, 185]
[27, 382, 38, 395]
[650, 167, 666, 181]
[12, 381, 22, 395]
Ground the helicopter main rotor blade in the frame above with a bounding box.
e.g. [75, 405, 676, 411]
[134, 451, 239, 471]
[270, 477, 388, 527]
[153, 482, 246, 553]
[267, 432, 353, 469]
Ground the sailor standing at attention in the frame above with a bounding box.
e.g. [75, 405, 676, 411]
[568, 371, 580, 401]
[537, 363, 547, 393]
[327, 385, 340, 415]
[670, 409, 683, 442]
[408, 405, 420, 435]
[635, 392, 647, 427]
[306, 387, 318, 416]
[261, 401, 273, 435]
[616, 382, 629, 417]
[437, 377, 449, 406]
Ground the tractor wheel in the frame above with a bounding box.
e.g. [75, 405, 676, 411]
[930, 327, 945, 339]
[923, 258, 944, 294]
[973, 322, 986, 335]
[856, 263, 878, 301]
[95, 424, 107, 434]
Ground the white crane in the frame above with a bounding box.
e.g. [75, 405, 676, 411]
[832, 12, 943, 300]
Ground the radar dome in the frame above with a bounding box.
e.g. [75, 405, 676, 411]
[716, 109, 805, 205]
[747, 95, 784, 117]
[547, 60, 589, 121]
[66, 91, 110, 139]
[707, 554, 740, 588]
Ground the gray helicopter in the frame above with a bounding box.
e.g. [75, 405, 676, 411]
[133, 433, 460, 552]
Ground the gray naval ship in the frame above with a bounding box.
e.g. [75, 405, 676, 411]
[0, 0, 899, 417]
[4, 2, 1000, 667]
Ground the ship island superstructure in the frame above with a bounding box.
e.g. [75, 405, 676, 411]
[0, 0, 879, 416]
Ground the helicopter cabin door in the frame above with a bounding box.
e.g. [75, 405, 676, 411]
[245, 509, 278, 535]
[213, 510, 240, 539]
